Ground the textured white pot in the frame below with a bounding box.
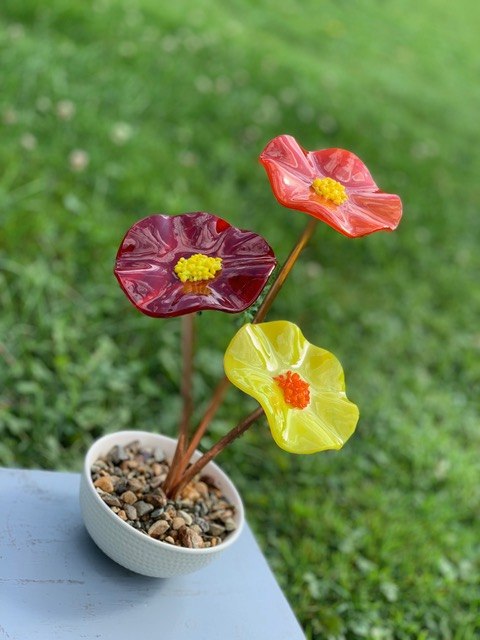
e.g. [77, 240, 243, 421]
[79, 430, 244, 578]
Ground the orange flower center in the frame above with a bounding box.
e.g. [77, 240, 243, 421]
[311, 177, 348, 205]
[274, 370, 310, 410]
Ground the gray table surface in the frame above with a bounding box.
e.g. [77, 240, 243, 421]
[0, 467, 305, 639]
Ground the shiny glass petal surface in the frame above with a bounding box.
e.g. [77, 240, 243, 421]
[224, 321, 359, 454]
[114, 212, 276, 318]
[259, 134, 403, 238]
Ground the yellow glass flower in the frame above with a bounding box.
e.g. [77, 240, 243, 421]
[224, 321, 359, 454]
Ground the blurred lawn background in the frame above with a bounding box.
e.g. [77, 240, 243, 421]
[1, 0, 479, 637]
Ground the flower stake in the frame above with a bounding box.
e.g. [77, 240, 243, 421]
[105, 134, 402, 550]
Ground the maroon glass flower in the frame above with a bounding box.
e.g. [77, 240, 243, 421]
[259, 134, 402, 238]
[114, 212, 277, 318]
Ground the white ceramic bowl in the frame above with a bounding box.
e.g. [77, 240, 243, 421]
[79, 430, 244, 578]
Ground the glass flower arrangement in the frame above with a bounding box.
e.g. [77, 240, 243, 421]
[113, 134, 402, 500]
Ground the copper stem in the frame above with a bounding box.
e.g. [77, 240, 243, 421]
[171, 406, 264, 497]
[252, 217, 318, 323]
[163, 313, 195, 494]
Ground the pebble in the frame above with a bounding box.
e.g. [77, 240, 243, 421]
[121, 490, 137, 505]
[124, 504, 138, 520]
[127, 478, 144, 493]
[107, 445, 129, 465]
[181, 484, 201, 502]
[148, 520, 170, 538]
[90, 440, 237, 549]
[153, 446, 165, 462]
[209, 522, 226, 536]
[195, 481, 209, 498]
[152, 462, 163, 476]
[177, 525, 204, 549]
[115, 480, 128, 494]
[194, 518, 209, 533]
[224, 518, 236, 532]
[134, 501, 154, 517]
[94, 476, 114, 493]
[102, 494, 122, 508]
[177, 510, 193, 526]
[144, 493, 167, 508]
[172, 517, 186, 530]
[149, 476, 164, 489]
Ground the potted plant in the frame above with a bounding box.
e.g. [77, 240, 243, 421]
[79, 134, 402, 577]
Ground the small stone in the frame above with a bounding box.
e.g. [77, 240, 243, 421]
[177, 525, 204, 549]
[124, 504, 138, 520]
[181, 484, 201, 502]
[144, 493, 167, 508]
[91, 462, 107, 473]
[224, 518, 236, 532]
[154, 446, 166, 462]
[134, 501, 154, 517]
[117, 510, 127, 521]
[196, 501, 209, 517]
[211, 509, 232, 523]
[164, 536, 175, 545]
[195, 481, 209, 498]
[107, 445, 129, 465]
[127, 478, 144, 493]
[94, 476, 114, 493]
[164, 505, 177, 518]
[177, 510, 193, 526]
[172, 517, 186, 530]
[102, 494, 122, 508]
[195, 517, 210, 533]
[152, 462, 163, 476]
[121, 490, 137, 505]
[148, 520, 170, 538]
[126, 440, 140, 454]
[149, 476, 164, 489]
[115, 480, 128, 494]
[209, 522, 226, 536]
[150, 508, 164, 519]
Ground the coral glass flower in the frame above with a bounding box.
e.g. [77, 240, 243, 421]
[114, 213, 276, 318]
[224, 321, 359, 454]
[259, 134, 402, 238]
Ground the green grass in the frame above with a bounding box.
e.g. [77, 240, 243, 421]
[1, 0, 480, 637]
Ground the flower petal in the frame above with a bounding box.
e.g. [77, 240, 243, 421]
[345, 192, 403, 236]
[273, 392, 358, 454]
[308, 147, 377, 189]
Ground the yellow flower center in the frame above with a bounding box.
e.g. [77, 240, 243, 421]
[274, 370, 310, 410]
[311, 177, 348, 205]
[174, 253, 222, 283]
